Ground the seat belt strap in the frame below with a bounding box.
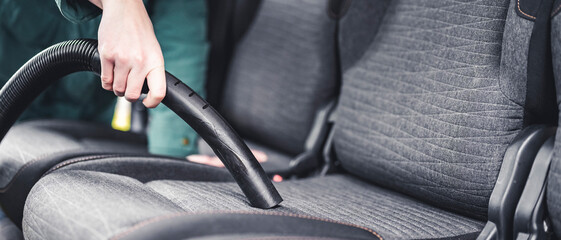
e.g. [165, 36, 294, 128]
[524, 0, 557, 126]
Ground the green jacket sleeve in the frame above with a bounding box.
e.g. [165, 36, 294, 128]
[54, 0, 209, 157]
[55, 0, 101, 23]
[147, 0, 209, 157]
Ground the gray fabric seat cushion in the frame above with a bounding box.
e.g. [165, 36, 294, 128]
[0, 119, 146, 189]
[23, 162, 484, 240]
[198, 138, 292, 173]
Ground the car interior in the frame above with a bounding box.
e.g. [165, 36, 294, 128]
[1, 0, 561, 239]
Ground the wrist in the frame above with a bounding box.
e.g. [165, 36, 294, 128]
[87, 0, 103, 9]
[96, 0, 144, 9]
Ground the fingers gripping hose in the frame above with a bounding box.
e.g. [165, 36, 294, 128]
[0, 39, 282, 209]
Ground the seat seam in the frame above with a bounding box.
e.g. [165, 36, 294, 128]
[0, 148, 83, 193]
[108, 210, 383, 240]
[552, 3, 561, 16]
[43, 154, 123, 176]
[243, 237, 345, 240]
[515, 0, 561, 19]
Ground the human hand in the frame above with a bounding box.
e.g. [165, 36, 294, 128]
[89, 0, 166, 108]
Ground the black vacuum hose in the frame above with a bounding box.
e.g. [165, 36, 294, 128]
[0, 39, 282, 209]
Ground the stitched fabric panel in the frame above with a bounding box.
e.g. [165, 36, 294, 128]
[221, 0, 337, 155]
[0, 120, 146, 189]
[333, 0, 523, 219]
[23, 170, 483, 240]
[499, 0, 534, 106]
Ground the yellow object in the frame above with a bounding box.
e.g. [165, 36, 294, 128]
[111, 97, 131, 131]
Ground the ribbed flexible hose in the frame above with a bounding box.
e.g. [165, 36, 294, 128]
[0, 39, 99, 135]
[0, 39, 282, 209]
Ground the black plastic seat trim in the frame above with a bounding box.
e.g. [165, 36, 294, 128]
[477, 125, 556, 240]
[513, 136, 556, 239]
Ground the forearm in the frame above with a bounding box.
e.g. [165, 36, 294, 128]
[88, 0, 145, 10]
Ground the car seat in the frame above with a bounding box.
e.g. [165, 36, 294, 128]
[12, 0, 561, 239]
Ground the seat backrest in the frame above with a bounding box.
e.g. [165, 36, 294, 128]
[219, 0, 338, 155]
[333, 0, 541, 219]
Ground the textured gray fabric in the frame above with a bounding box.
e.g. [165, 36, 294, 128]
[333, 0, 524, 219]
[547, 14, 561, 238]
[23, 170, 484, 240]
[146, 176, 484, 239]
[0, 211, 23, 240]
[338, 0, 391, 72]
[197, 138, 293, 173]
[499, 0, 534, 106]
[221, 0, 337, 155]
[0, 120, 146, 188]
[23, 170, 182, 240]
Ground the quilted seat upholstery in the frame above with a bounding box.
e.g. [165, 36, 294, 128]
[23, 161, 484, 239]
[14, 0, 550, 239]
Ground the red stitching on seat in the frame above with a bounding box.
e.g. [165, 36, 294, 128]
[0, 149, 82, 193]
[44, 154, 121, 175]
[552, 3, 561, 17]
[242, 237, 346, 240]
[109, 211, 383, 240]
